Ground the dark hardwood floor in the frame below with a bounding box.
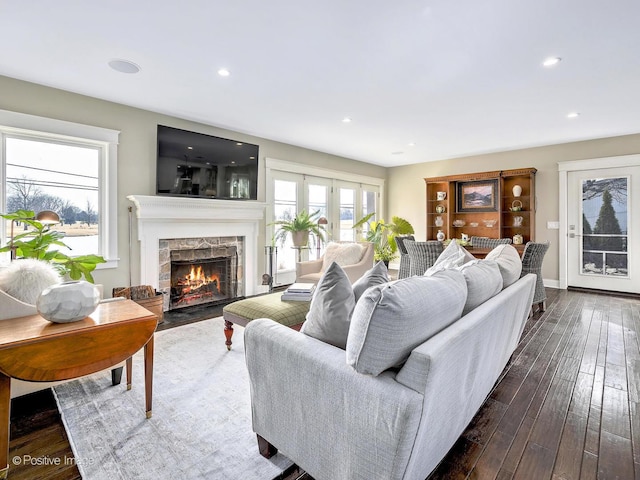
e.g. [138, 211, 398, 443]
[8, 288, 640, 479]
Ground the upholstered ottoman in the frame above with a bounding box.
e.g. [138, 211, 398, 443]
[222, 292, 310, 350]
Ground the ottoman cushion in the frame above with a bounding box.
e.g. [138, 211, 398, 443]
[223, 292, 310, 327]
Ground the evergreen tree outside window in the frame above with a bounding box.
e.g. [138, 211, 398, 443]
[581, 178, 628, 276]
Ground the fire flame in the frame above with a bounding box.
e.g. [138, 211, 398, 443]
[181, 265, 220, 294]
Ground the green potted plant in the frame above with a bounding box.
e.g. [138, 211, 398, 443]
[269, 209, 326, 247]
[353, 213, 414, 265]
[1, 209, 106, 283]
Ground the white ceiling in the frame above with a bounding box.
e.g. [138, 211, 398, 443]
[1, 1, 639, 167]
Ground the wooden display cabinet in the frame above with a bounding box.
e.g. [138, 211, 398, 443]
[500, 168, 537, 246]
[425, 168, 536, 249]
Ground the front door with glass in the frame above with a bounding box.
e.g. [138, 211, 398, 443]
[567, 167, 638, 293]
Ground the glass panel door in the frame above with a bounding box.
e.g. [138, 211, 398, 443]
[568, 166, 638, 293]
[338, 186, 356, 241]
[272, 178, 298, 279]
[306, 177, 331, 261]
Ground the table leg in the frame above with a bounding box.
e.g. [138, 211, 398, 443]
[224, 320, 234, 351]
[144, 335, 154, 419]
[126, 357, 133, 391]
[0, 374, 11, 480]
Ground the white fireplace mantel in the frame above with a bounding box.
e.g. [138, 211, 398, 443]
[127, 195, 266, 296]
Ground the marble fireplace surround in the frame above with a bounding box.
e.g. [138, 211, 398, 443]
[127, 195, 266, 308]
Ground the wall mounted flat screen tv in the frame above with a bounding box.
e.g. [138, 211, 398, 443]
[156, 125, 259, 200]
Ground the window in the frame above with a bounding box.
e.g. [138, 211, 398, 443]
[0, 109, 119, 268]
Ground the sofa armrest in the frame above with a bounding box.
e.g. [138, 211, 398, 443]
[295, 258, 323, 278]
[393, 274, 536, 479]
[244, 318, 423, 480]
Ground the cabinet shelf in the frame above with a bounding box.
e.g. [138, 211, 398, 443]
[425, 168, 536, 243]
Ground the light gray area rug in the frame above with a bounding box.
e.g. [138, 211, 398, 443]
[53, 317, 293, 479]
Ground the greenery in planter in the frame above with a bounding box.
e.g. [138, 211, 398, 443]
[269, 209, 326, 247]
[0, 210, 106, 283]
[353, 213, 414, 263]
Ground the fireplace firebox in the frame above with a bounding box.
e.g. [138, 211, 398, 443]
[169, 247, 238, 310]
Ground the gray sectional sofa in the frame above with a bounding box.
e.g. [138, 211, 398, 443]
[245, 245, 536, 480]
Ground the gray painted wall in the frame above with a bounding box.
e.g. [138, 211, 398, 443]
[0, 75, 386, 294]
[387, 134, 640, 283]
[2, 75, 639, 290]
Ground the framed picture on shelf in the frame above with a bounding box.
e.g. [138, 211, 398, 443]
[456, 179, 498, 212]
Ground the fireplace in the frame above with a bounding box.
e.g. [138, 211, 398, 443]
[127, 194, 266, 313]
[169, 247, 237, 310]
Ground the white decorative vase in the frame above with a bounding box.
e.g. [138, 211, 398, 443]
[435, 216, 444, 227]
[37, 281, 100, 323]
[436, 230, 445, 242]
[512, 185, 522, 197]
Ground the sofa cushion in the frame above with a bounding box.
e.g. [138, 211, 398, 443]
[300, 262, 356, 349]
[352, 261, 389, 302]
[346, 269, 467, 376]
[0, 259, 62, 305]
[485, 244, 522, 288]
[321, 242, 364, 272]
[456, 260, 503, 315]
[424, 240, 475, 276]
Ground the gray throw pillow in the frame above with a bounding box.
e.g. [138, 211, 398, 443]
[300, 262, 356, 349]
[352, 261, 389, 302]
[346, 269, 467, 376]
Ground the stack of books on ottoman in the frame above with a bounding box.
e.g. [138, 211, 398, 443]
[281, 283, 316, 302]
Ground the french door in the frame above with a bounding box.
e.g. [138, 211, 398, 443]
[268, 172, 379, 286]
[566, 166, 639, 293]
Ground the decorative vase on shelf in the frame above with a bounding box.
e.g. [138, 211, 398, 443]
[436, 230, 445, 242]
[512, 185, 522, 197]
[435, 216, 444, 227]
[37, 280, 100, 323]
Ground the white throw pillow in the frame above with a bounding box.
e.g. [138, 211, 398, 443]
[321, 242, 364, 272]
[424, 240, 475, 276]
[485, 244, 522, 288]
[0, 259, 62, 305]
[300, 262, 356, 349]
[346, 269, 467, 376]
[456, 260, 503, 315]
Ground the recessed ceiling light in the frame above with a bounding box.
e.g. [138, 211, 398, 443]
[543, 57, 561, 67]
[408, 142, 416, 147]
[236, 142, 243, 146]
[567, 112, 580, 118]
[342, 117, 352, 123]
[187, 146, 193, 150]
[218, 68, 230, 77]
[231, 161, 236, 164]
[392, 151, 404, 155]
[249, 156, 255, 159]
[108, 59, 140, 74]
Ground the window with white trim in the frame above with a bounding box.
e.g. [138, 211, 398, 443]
[0, 109, 119, 268]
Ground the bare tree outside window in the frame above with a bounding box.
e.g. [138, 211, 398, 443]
[4, 137, 100, 256]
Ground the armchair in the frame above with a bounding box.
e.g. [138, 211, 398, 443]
[394, 235, 414, 279]
[470, 236, 512, 248]
[295, 241, 374, 284]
